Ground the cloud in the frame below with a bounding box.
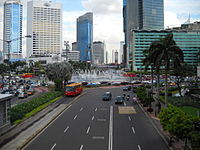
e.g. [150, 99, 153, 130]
[164, 12, 181, 28]
[165, 0, 200, 26]
[82, 0, 122, 15]
[80, 0, 123, 61]
[63, 0, 124, 62]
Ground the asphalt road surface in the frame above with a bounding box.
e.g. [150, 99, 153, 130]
[24, 87, 170, 150]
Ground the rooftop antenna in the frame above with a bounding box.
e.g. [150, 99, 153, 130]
[184, 13, 191, 24]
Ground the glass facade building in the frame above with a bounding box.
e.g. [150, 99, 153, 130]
[131, 30, 200, 71]
[140, 0, 164, 30]
[3, 0, 23, 60]
[77, 12, 93, 62]
[123, 0, 164, 69]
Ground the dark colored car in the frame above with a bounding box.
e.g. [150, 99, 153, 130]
[123, 86, 132, 91]
[102, 92, 112, 101]
[115, 96, 124, 104]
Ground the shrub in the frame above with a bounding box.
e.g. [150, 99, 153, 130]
[10, 91, 61, 123]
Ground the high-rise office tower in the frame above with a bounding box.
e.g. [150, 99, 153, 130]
[126, 0, 164, 30]
[3, 0, 23, 61]
[123, 0, 164, 69]
[77, 12, 93, 62]
[27, 1, 62, 58]
[93, 41, 104, 65]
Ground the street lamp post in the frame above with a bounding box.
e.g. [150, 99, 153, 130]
[0, 35, 31, 90]
[0, 35, 32, 62]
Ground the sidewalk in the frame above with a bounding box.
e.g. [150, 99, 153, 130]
[0, 96, 67, 150]
[140, 101, 185, 150]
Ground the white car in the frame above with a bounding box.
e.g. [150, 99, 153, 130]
[18, 92, 28, 99]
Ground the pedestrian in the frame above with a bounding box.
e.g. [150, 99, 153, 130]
[127, 94, 130, 101]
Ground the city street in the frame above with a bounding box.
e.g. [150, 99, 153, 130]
[23, 87, 169, 150]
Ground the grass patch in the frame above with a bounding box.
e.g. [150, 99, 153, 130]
[179, 106, 200, 117]
[13, 96, 62, 124]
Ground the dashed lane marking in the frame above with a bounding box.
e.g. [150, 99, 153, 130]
[50, 143, 56, 150]
[92, 136, 105, 140]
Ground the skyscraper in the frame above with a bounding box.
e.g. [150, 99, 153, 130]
[93, 41, 104, 65]
[126, 0, 164, 30]
[3, 0, 23, 61]
[27, 0, 62, 58]
[123, 0, 164, 69]
[77, 12, 93, 62]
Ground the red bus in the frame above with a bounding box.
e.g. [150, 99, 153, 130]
[64, 83, 83, 96]
[21, 73, 34, 78]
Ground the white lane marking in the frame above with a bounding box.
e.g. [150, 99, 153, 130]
[50, 143, 56, 150]
[128, 116, 131, 121]
[92, 136, 105, 139]
[68, 104, 72, 109]
[108, 105, 113, 150]
[92, 116, 94, 121]
[132, 127, 136, 134]
[124, 102, 127, 106]
[86, 126, 90, 134]
[80, 107, 83, 111]
[97, 119, 106, 122]
[138, 145, 141, 150]
[64, 126, 69, 133]
[80, 145, 84, 150]
[95, 108, 98, 111]
[73, 115, 77, 120]
[100, 108, 107, 111]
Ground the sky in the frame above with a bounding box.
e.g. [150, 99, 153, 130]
[0, 0, 200, 59]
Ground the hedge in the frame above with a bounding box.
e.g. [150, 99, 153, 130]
[10, 91, 62, 123]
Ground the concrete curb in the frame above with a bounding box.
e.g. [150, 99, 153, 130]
[17, 92, 87, 150]
[137, 102, 173, 150]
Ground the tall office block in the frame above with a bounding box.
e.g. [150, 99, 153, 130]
[93, 41, 104, 65]
[126, 0, 164, 31]
[27, 1, 62, 58]
[123, 0, 164, 69]
[119, 41, 125, 64]
[77, 12, 93, 62]
[3, 0, 23, 61]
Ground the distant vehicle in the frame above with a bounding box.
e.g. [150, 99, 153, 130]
[21, 73, 34, 78]
[102, 92, 112, 101]
[27, 88, 34, 95]
[100, 81, 110, 85]
[115, 96, 124, 104]
[123, 86, 132, 91]
[18, 92, 28, 99]
[111, 82, 121, 86]
[64, 83, 83, 96]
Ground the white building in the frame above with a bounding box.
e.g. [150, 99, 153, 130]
[119, 41, 124, 64]
[26, 0, 62, 58]
[66, 51, 80, 62]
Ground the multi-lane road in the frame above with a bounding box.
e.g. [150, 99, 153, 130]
[24, 87, 169, 150]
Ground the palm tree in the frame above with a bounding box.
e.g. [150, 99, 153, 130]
[143, 43, 162, 112]
[148, 33, 184, 106]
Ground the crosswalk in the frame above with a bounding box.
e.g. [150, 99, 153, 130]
[118, 106, 136, 114]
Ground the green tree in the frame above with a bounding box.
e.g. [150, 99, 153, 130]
[46, 62, 72, 91]
[171, 63, 196, 96]
[0, 63, 10, 79]
[148, 33, 184, 106]
[10, 61, 26, 72]
[159, 104, 199, 149]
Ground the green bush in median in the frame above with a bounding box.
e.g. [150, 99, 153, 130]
[10, 91, 61, 123]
